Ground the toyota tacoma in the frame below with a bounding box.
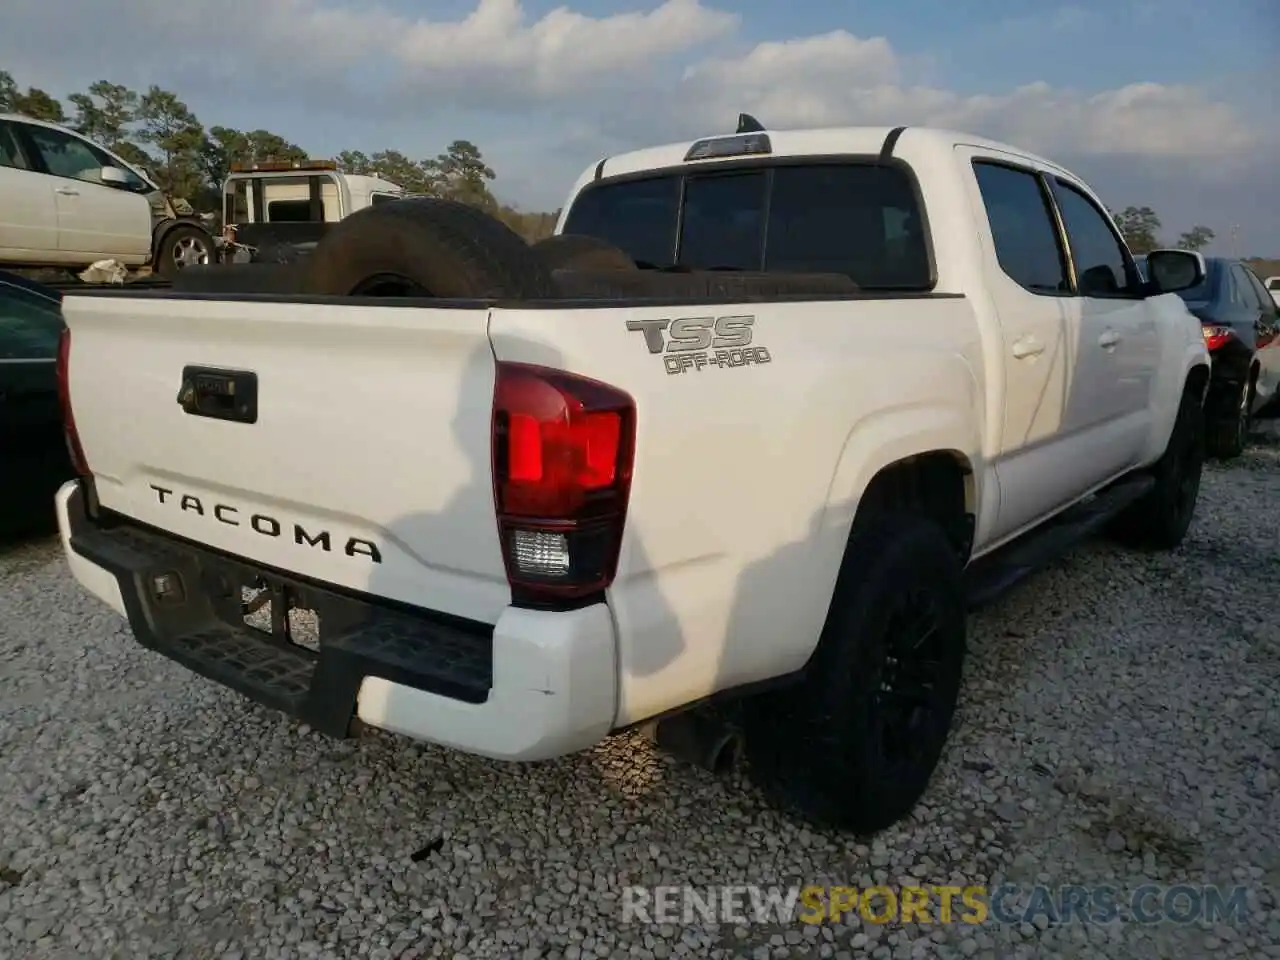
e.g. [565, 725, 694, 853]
[53, 120, 1211, 833]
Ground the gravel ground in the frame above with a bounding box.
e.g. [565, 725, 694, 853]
[2, 428, 1278, 960]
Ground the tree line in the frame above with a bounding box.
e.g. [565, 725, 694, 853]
[1111, 206, 1214, 255]
[0, 70, 558, 241]
[0, 69, 1241, 256]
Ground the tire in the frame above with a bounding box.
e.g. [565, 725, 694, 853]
[300, 197, 557, 299]
[532, 234, 638, 271]
[1109, 385, 1205, 550]
[1206, 377, 1250, 460]
[155, 224, 213, 279]
[744, 512, 967, 834]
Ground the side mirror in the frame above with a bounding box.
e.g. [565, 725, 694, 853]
[1145, 248, 1205, 294]
[99, 166, 129, 186]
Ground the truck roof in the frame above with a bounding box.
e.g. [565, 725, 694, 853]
[580, 124, 1076, 186]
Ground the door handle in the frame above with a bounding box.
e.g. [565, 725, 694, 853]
[55, 186, 79, 196]
[1099, 330, 1121, 349]
[1011, 335, 1045, 359]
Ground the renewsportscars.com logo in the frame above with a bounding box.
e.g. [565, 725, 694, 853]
[620, 884, 1250, 927]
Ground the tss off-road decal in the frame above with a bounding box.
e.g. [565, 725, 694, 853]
[626, 315, 772, 375]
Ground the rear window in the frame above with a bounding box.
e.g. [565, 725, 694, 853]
[561, 162, 931, 289]
[266, 199, 313, 222]
[560, 176, 681, 270]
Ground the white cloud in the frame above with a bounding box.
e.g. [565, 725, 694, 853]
[675, 31, 1259, 162]
[392, 0, 739, 97]
[0, 0, 1270, 179]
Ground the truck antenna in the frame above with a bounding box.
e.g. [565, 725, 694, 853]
[736, 113, 765, 134]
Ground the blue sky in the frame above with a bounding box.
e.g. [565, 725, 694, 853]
[4, 0, 1278, 254]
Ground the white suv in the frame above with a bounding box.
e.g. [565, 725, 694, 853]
[0, 114, 212, 276]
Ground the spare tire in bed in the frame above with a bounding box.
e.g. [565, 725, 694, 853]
[531, 234, 638, 271]
[301, 197, 557, 299]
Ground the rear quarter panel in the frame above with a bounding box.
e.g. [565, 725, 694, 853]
[489, 296, 985, 727]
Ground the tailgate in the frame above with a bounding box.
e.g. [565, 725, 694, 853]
[61, 294, 509, 624]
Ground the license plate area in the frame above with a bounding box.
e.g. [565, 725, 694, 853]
[241, 578, 320, 654]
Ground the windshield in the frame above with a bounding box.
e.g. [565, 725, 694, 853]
[561, 161, 932, 290]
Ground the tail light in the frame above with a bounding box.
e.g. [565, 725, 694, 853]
[1202, 324, 1233, 352]
[56, 328, 90, 476]
[492, 362, 635, 603]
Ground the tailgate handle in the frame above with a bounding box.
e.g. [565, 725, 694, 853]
[177, 366, 258, 424]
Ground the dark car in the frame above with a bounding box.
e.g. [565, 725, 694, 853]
[0, 270, 72, 537]
[1139, 255, 1280, 458]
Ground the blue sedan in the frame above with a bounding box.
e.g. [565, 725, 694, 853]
[1138, 255, 1280, 459]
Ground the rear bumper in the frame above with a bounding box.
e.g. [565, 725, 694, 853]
[56, 481, 617, 761]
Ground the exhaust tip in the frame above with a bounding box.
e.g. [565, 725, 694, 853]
[652, 710, 741, 775]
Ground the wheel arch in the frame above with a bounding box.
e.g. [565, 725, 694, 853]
[150, 218, 213, 263]
[1142, 352, 1211, 464]
[821, 402, 983, 565]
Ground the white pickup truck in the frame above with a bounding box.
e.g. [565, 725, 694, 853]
[54, 122, 1211, 834]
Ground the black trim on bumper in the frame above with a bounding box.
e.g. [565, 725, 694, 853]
[65, 484, 494, 738]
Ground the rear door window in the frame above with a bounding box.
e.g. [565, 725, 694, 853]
[972, 161, 1070, 295]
